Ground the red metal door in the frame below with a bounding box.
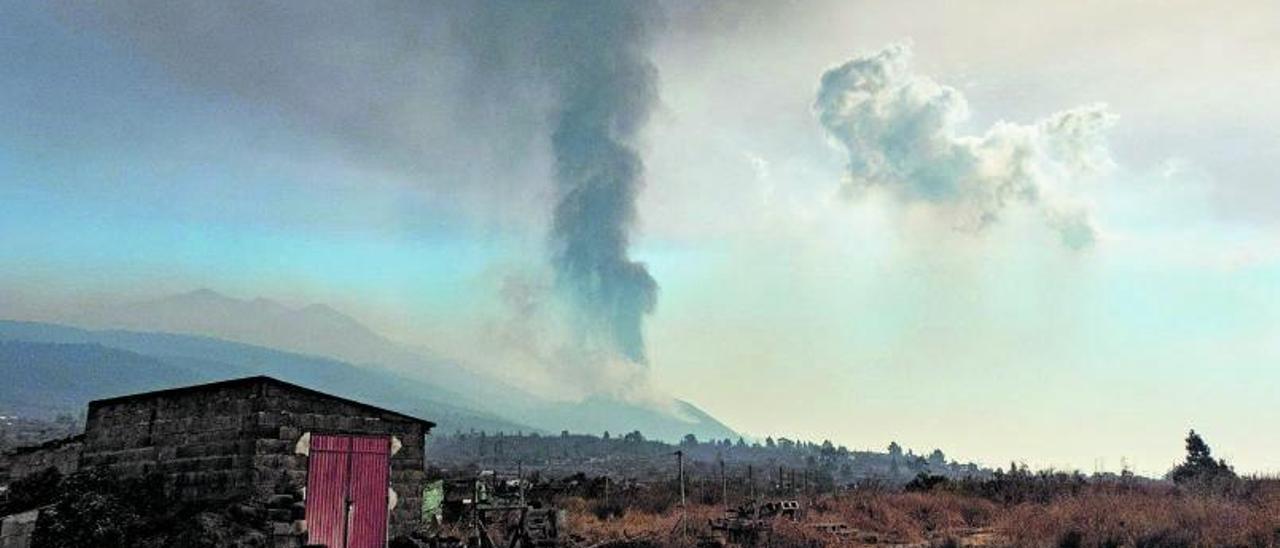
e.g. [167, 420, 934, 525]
[306, 435, 351, 548]
[347, 436, 391, 547]
[306, 434, 391, 548]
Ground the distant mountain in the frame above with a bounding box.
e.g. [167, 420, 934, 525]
[84, 288, 400, 367]
[0, 321, 528, 433]
[536, 397, 738, 441]
[17, 291, 743, 442]
[0, 340, 204, 416]
[75, 289, 532, 412]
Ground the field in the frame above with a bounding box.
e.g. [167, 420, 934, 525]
[548, 477, 1280, 547]
[7, 426, 1274, 546]
[424, 431, 1280, 547]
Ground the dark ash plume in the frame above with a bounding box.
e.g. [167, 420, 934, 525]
[59, 0, 666, 365]
[543, 2, 662, 365]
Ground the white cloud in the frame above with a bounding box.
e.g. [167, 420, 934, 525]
[815, 43, 1117, 248]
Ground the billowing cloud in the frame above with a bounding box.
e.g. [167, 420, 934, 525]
[815, 43, 1116, 248]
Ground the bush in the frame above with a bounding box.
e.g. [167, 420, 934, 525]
[591, 498, 627, 520]
[768, 519, 827, 547]
[998, 490, 1280, 547]
[0, 467, 62, 514]
[30, 468, 270, 548]
[820, 491, 998, 542]
[33, 468, 169, 548]
[905, 473, 950, 492]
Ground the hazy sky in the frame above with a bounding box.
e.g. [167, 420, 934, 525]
[3, 1, 1279, 475]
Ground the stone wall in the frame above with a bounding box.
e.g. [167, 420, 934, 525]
[255, 382, 427, 537]
[82, 382, 260, 501]
[80, 377, 429, 538]
[0, 509, 39, 548]
[1, 436, 82, 484]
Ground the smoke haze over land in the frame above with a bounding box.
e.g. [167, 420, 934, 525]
[47, 0, 668, 382]
[5, 1, 1280, 475]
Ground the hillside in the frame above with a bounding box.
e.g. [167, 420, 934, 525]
[0, 319, 740, 441]
[0, 323, 526, 433]
[533, 397, 739, 443]
[73, 289, 526, 411]
[41, 290, 743, 441]
[0, 340, 203, 416]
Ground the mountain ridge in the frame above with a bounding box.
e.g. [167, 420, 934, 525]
[0, 313, 740, 442]
[0, 321, 525, 433]
[75, 289, 535, 412]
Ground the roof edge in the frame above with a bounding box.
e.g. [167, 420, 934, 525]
[87, 376, 435, 429]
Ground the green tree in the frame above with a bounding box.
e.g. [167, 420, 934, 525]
[887, 441, 903, 458]
[1169, 429, 1236, 485]
[820, 440, 836, 455]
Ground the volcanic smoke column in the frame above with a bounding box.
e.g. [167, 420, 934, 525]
[546, 1, 661, 365]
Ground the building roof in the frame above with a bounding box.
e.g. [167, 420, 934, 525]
[87, 376, 435, 429]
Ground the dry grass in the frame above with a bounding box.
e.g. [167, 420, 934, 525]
[560, 480, 1280, 547]
[999, 488, 1280, 547]
[560, 496, 722, 546]
[815, 491, 999, 543]
[561, 492, 997, 546]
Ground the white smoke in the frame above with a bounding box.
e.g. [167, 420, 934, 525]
[480, 269, 675, 410]
[815, 43, 1116, 248]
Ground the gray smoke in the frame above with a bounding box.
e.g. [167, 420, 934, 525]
[49, 0, 555, 220]
[542, 2, 662, 365]
[58, 0, 665, 365]
[452, 1, 663, 364]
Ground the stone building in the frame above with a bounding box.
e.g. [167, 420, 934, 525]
[3, 376, 434, 546]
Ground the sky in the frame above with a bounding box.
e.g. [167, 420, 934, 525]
[2, 0, 1280, 475]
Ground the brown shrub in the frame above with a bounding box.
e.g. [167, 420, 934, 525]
[998, 490, 1280, 547]
[561, 497, 720, 547]
[768, 519, 828, 547]
[561, 479, 1280, 547]
[817, 491, 998, 542]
